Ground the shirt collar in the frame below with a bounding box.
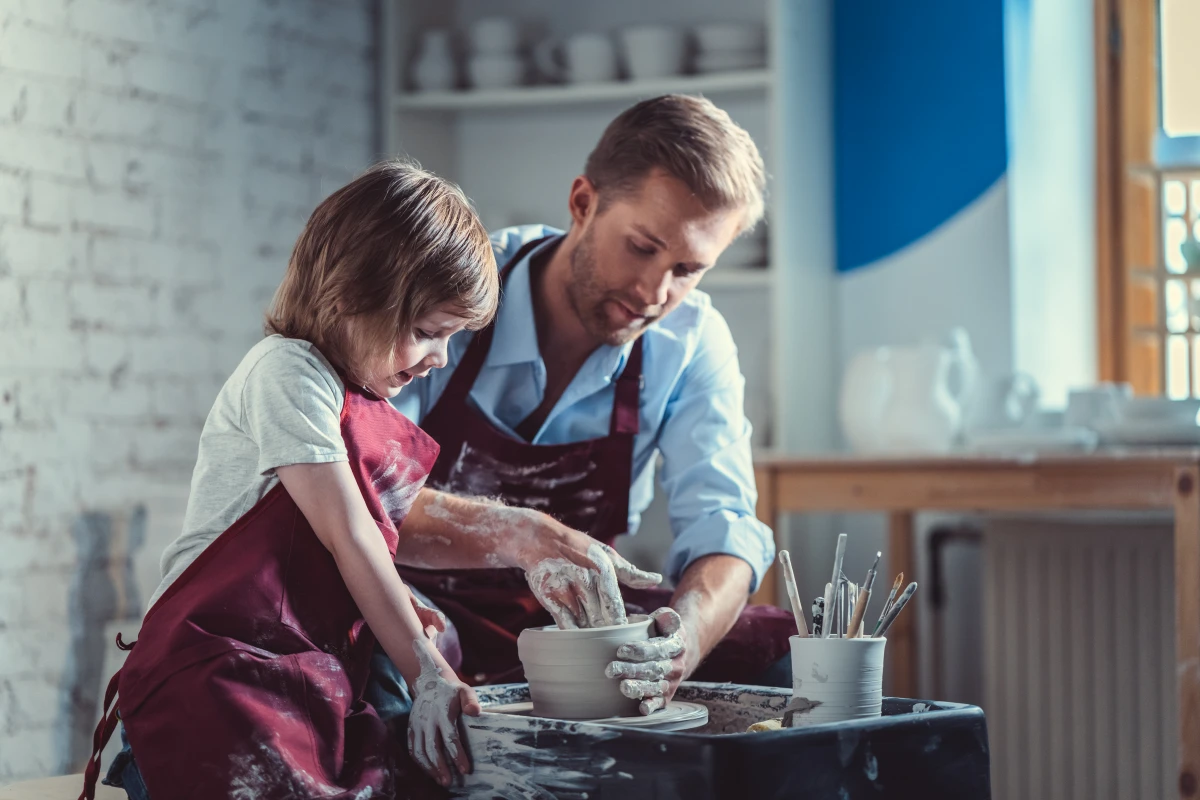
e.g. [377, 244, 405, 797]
[484, 236, 554, 368]
[483, 234, 638, 383]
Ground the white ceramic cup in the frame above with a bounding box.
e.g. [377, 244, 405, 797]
[467, 54, 525, 89]
[518, 615, 653, 719]
[619, 25, 686, 80]
[469, 17, 520, 55]
[535, 33, 617, 84]
[789, 635, 886, 726]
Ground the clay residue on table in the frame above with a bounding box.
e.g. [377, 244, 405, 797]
[674, 682, 791, 734]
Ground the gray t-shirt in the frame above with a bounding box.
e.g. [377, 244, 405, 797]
[147, 336, 348, 609]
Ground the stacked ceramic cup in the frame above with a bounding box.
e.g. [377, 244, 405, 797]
[618, 26, 687, 80]
[693, 22, 766, 74]
[466, 17, 526, 90]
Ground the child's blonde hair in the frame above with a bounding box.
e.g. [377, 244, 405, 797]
[266, 160, 498, 386]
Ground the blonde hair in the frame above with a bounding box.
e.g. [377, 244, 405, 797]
[265, 160, 498, 386]
[585, 94, 766, 230]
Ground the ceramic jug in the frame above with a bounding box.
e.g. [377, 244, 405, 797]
[411, 29, 456, 92]
[839, 329, 978, 453]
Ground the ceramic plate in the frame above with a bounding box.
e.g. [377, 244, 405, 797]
[1093, 418, 1200, 446]
[484, 700, 710, 731]
[965, 427, 1099, 453]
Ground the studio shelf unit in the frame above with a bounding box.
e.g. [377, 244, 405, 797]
[378, 0, 835, 457]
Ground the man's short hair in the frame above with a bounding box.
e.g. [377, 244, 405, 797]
[585, 94, 766, 231]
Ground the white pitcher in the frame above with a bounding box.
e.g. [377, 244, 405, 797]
[839, 329, 978, 453]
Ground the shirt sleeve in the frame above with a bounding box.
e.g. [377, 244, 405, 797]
[657, 308, 775, 593]
[240, 343, 349, 475]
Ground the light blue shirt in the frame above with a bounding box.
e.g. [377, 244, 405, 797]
[393, 225, 774, 591]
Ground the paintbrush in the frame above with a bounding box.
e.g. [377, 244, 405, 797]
[847, 551, 881, 638]
[876, 571, 904, 631]
[822, 533, 847, 638]
[874, 581, 918, 638]
[777, 550, 809, 637]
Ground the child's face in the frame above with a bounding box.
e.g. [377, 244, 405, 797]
[364, 305, 473, 399]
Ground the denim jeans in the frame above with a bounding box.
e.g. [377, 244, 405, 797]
[103, 725, 150, 800]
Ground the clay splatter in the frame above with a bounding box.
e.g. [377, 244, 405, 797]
[408, 638, 465, 784]
[371, 441, 429, 529]
[863, 744, 879, 780]
[436, 441, 598, 517]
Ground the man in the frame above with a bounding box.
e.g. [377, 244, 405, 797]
[378, 95, 795, 717]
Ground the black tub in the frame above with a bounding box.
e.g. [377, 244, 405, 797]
[458, 681, 990, 799]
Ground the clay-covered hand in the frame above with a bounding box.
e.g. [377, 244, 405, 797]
[520, 524, 662, 629]
[409, 592, 446, 645]
[408, 640, 481, 788]
[605, 606, 688, 714]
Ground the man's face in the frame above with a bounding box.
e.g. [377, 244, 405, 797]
[566, 170, 745, 347]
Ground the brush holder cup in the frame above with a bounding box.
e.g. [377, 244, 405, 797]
[789, 635, 887, 726]
[518, 615, 653, 720]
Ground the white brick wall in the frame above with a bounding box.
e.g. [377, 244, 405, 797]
[0, 0, 377, 781]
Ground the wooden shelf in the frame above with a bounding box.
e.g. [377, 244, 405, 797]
[394, 69, 771, 111]
[702, 268, 773, 289]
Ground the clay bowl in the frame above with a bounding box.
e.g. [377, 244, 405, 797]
[517, 615, 653, 720]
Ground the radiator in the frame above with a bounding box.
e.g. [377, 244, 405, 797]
[983, 517, 1176, 800]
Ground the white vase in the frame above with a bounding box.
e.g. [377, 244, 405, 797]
[411, 29, 456, 92]
[840, 329, 979, 454]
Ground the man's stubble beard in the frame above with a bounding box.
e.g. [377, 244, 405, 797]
[567, 225, 654, 347]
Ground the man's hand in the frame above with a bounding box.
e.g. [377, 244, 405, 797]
[521, 533, 663, 629]
[605, 607, 689, 714]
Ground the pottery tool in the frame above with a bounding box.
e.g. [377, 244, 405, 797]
[874, 581, 918, 638]
[847, 551, 880, 639]
[876, 572, 904, 630]
[822, 534, 847, 638]
[777, 550, 809, 637]
[811, 596, 825, 637]
[838, 578, 851, 636]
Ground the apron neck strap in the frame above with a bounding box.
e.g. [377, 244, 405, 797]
[436, 235, 558, 404]
[609, 336, 644, 436]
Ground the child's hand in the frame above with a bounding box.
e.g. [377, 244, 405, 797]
[408, 639, 481, 788]
[409, 592, 446, 645]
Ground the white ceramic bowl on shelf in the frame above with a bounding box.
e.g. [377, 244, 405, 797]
[468, 17, 521, 55]
[694, 22, 765, 54]
[467, 55, 526, 90]
[518, 615, 653, 720]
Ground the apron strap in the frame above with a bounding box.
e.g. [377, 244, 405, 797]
[609, 336, 644, 436]
[78, 662, 126, 800]
[434, 235, 558, 410]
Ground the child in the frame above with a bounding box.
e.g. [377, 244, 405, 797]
[82, 160, 500, 799]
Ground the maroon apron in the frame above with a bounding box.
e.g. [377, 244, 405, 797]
[81, 381, 441, 800]
[398, 236, 795, 686]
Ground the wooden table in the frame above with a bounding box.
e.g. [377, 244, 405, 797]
[750, 449, 1200, 798]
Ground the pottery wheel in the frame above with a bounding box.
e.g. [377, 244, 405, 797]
[484, 700, 709, 732]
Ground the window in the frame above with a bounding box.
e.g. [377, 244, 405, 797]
[1097, 0, 1200, 396]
